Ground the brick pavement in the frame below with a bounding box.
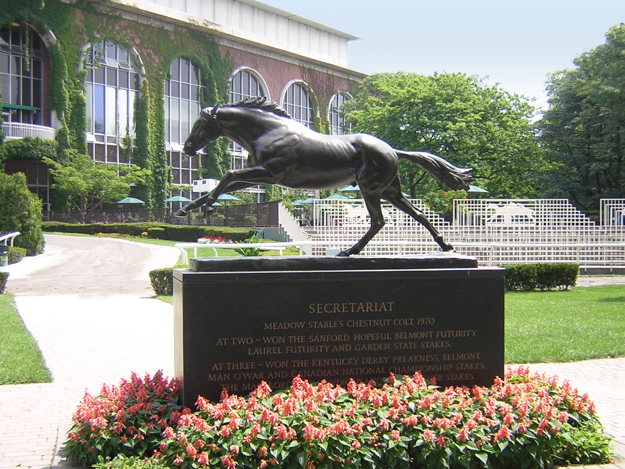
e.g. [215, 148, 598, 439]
[0, 238, 623, 468]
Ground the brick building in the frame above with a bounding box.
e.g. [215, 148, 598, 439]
[1, 0, 364, 211]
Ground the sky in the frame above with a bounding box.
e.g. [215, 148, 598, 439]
[263, 0, 625, 112]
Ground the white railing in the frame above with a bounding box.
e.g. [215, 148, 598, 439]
[0, 232, 21, 246]
[292, 198, 625, 266]
[2, 122, 56, 140]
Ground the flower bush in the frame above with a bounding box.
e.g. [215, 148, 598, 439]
[66, 371, 181, 467]
[69, 367, 612, 469]
[197, 236, 232, 244]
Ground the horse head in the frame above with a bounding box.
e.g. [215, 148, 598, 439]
[183, 105, 222, 156]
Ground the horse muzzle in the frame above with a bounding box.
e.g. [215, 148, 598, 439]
[183, 142, 197, 156]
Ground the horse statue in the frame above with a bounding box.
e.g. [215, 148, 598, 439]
[177, 97, 472, 256]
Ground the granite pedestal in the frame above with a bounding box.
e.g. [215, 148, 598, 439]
[173, 254, 504, 406]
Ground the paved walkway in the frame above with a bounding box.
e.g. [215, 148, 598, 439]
[0, 236, 623, 468]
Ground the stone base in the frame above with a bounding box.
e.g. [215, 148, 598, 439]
[174, 254, 504, 406]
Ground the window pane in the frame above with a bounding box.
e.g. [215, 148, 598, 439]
[21, 77, 31, 106]
[94, 84, 105, 133]
[94, 143, 105, 162]
[106, 86, 116, 135]
[107, 68, 117, 86]
[86, 83, 93, 132]
[181, 99, 189, 137]
[118, 88, 128, 136]
[119, 69, 128, 88]
[94, 66, 105, 84]
[107, 144, 117, 163]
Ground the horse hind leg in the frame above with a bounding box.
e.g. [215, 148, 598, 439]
[383, 188, 453, 251]
[338, 193, 386, 257]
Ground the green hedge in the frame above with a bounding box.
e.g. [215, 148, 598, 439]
[0, 272, 8, 294]
[149, 266, 187, 296]
[504, 263, 579, 291]
[42, 221, 255, 242]
[8, 246, 27, 265]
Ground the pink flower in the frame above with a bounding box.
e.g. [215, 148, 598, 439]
[230, 444, 239, 455]
[457, 427, 470, 442]
[494, 426, 510, 442]
[391, 430, 401, 441]
[197, 452, 209, 466]
[436, 435, 447, 448]
[423, 430, 435, 443]
[352, 440, 361, 450]
[186, 444, 197, 458]
[221, 454, 237, 469]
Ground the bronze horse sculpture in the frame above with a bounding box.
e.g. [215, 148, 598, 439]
[177, 97, 472, 256]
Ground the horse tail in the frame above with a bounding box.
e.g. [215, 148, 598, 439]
[396, 150, 473, 190]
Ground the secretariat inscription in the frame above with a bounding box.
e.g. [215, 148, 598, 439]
[174, 260, 504, 405]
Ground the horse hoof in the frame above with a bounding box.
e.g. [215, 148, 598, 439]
[335, 250, 351, 257]
[442, 243, 454, 251]
[174, 209, 187, 217]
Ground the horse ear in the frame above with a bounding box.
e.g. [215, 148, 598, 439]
[211, 104, 220, 118]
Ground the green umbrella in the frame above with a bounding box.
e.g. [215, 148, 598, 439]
[468, 185, 489, 193]
[116, 197, 145, 204]
[293, 197, 316, 205]
[166, 195, 192, 202]
[339, 184, 360, 193]
[325, 193, 351, 200]
[217, 193, 240, 201]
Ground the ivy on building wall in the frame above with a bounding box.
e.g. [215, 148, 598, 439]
[1, 0, 231, 211]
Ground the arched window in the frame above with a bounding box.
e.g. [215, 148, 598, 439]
[165, 57, 204, 188]
[229, 69, 267, 170]
[0, 23, 45, 126]
[328, 92, 351, 135]
[282, 82, 313, 128]
[85, 40, 140, 164]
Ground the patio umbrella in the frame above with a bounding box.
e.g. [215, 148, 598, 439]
[217, 193, 240, 201]
[468, 185, 489, 193]
[165, 195, 192, 202]
[293, 197, 316, 205]
[325, 193, 351, 200]
[339, 184, 360, 193]
[116, 197, 145, 204]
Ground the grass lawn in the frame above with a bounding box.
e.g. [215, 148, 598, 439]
[505, 284, 625, 364]
[0, 293, 52, 385]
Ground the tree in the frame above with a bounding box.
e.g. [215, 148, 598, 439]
[538, 24, 625, 210]
[344, 72, 544, 199]
[0, 172, 44, 255]
[43, 151, 151, 220]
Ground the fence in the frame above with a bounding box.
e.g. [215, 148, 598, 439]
[301, 198, 625, 266]
[44, 201, 280, 227]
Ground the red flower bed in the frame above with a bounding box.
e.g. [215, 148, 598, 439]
[67, 367, 612, 468]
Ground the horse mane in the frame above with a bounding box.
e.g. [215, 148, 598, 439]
[215, 97, 292, 119]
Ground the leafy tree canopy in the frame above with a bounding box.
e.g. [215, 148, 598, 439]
[538, 24, 625, 210]
[43, 151, 151, 217]
[344, 72, 545, 198]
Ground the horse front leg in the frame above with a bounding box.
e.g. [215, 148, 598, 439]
[337, 194, 386, 257]
[175, 193, 210, 217]
[175, 166, 278, 218]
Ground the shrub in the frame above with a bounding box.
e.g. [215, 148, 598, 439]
[8, 246, 27, 264]
[0, 272, 8, 294]
[0, 172, 44, 255]
[147, 227, 166, 239]
[67, 368, 612, 469]
[66, 371, 180, 467]
[42, 221, 255, 243]
[505, 263, 579, 291]
[149, 265, 186, 296]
